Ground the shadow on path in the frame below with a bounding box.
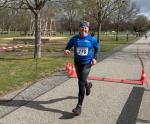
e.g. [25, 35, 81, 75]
[116, 87, 145, 124]
[0, 96, 77, 119]
[136, 118, 150, 123]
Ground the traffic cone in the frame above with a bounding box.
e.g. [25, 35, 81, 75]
[65, 62, 69, 72]
[69, 64, 77, 78]
[68, 63, 73, 76]
[140, 68, 147, 84]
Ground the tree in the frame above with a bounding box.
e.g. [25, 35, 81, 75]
[0, 8, 18, 33]
[77, 0, 139, 42]
[0, 8, 10, 33]
[112, 0, 138, 40]
[61, 0, 80, 35]
[133, 15, 149, 33]
[79, 0, 120, 42]
[0, 0, 54, 58]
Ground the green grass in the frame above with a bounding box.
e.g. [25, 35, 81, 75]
[100, 34, 136, 52]
[0, 32, 137, 95]
[0, 32, 21, 38]
[0, 56, 73, 95]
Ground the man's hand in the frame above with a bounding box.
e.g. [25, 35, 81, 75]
[64, 50, 71, 55]
[92, 58, 97, 65]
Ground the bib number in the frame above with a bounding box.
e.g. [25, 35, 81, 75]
[77, 47, 88, 56]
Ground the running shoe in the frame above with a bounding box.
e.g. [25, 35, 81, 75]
[72, 104, 82, 115]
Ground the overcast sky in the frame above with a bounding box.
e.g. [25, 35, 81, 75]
[131, 0, 150, 20]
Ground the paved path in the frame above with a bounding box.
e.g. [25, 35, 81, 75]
[0, 34, 150, 124]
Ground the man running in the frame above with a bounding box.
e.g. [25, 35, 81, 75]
[64, 21, 99, 115]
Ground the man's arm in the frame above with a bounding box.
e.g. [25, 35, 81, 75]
[64, 37, 74, 55]
[92, 38, 100, 65]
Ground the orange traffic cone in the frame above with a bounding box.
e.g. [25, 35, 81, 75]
[68, 63, 73, 76]
[140, 68, 147, 84]
[65, 62, 69, 72]
[69, 64, 77, 78]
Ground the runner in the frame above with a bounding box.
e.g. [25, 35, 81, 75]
[145, 33, 147, 39]
[64, 21, 100, 115]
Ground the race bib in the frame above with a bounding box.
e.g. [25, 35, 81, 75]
[77, 47, 88, 56]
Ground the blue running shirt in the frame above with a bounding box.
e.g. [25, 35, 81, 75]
[65, 34, 99, 64]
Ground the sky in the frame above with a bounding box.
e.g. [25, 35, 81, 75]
[131, 0, 150, 20]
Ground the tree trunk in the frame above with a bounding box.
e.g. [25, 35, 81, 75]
[7, 26, 11, 34]
[97, 22, 101, 43]
[69, 20, 72, 35]
[34, 12, 41, 58]
[69, 29, 72, 35]
[116, 8, 120, 41]
[116, 23, 119, 41]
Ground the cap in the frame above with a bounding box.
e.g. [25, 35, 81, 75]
[79, 21, 90, 27]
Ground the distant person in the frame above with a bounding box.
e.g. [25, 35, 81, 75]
[145, 34, 147, 39]
[64, 21, 99, 115]
[59, 31, 63, 35]
[90, 32, 95, 37]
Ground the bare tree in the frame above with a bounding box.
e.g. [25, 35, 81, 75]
[62, 0, 79, 35]
[0, 0, 53, 58]
[133, 15, 149, 33]
[112, 0, 138, 40]
[79, 0, 139, 42]
[15, 10, 31, 35]
[80, 0, 120, 42]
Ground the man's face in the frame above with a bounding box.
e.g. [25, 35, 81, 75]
[79, 26, 89, 34]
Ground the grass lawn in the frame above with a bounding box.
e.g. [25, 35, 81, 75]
[0, 55, 72, 95]
[0, 32, 137, 95]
